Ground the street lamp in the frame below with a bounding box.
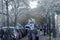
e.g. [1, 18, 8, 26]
[5, 0, 9, 29]
[1, 0, 3, 28]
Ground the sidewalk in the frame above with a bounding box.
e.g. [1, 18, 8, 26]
[20, 30, 49, 40]
[20, 35, 28, 40]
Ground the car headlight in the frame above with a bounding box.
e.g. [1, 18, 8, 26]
[14, 34, 17, 38]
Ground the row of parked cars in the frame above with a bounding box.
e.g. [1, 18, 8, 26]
[0, 25, 28, 40]
[0, 18, 39, 40]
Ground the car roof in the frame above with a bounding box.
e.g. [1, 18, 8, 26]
[2, 27, 14, 29]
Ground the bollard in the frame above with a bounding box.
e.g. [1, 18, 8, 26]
[35, 35, 39, 40]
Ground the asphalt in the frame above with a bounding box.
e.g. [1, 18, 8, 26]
[20, 30, 49, 40]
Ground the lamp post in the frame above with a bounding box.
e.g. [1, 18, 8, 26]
[14, 0, 17, 29]
[1, 0, 3, 28]
[46, 9, 51, 40]
[6, 0, 9, 29]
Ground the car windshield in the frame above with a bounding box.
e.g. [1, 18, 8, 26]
[9, 28, 14, 32]
[26, 26, 29, 28]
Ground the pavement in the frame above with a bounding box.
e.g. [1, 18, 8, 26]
[20, 30, 49, 40]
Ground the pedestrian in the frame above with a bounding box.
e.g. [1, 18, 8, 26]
[28, 30, 33, 40]
[0, 29, 4, 40]
[43, 25, 46, 36]
[40, 29, 43, 36]
[33, 28, 39, 40]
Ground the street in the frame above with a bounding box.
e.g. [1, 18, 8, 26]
[0, 0, 60, 40]
[20, 30, 49, 40]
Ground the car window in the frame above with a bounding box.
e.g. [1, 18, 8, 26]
[26, 26, 29, 28]
[9, 28, 14, 32]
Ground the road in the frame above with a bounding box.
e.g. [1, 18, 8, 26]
[20, 30, 49, 40]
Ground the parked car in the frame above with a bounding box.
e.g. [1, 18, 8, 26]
[2, 27, 22, 40]
[16, 25, 27, 38]
[2, 27, 17, 40]
[1, 25, 28, 40]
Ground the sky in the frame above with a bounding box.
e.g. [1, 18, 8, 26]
[8, 5, 12, 11]
[8, 0, 38, 11]
[29, 0, 38, 9]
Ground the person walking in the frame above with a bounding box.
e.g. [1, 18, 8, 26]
[33, 28, 39, 40]
[28, 30, 33, 40]
[0, 29, 4, 40]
